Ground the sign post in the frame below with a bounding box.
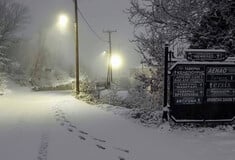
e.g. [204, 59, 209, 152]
[164, 43, 169, 107]
[162, 43, 169, 121]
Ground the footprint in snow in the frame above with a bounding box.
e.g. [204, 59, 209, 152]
[96, 144, 106, 150]
[78, 135, 86, 141]
[64, 119, 70, 123]
[55, 118, 61, 122]
[93, 138, 106, 143]
[118, 156, 126, 160]
[69, 124, 77, 129]
[79, 130, 88, 135]
[67, 128, 74, 132]
[113, 147, 130, 153]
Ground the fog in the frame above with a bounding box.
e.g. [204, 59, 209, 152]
[15, 0, 140, 80]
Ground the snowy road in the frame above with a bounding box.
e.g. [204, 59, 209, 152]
[1, 83, 235, 160]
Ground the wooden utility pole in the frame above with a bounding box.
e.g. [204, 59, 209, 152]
[30, 30, 46, 86]
[74, 0, 79, 94]
[103, 30, 116, 87]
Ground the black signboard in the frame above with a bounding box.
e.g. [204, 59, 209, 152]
[170, 63, 235, 122]
[185, 49, 228, 62]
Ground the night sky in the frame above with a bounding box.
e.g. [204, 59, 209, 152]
[17, 0, 141, 79]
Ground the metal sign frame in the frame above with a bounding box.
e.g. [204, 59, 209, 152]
[185, 49, 228, 62]
[169, 62, 235, 122]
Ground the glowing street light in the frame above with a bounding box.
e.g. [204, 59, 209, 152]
[111, 54, 122, 69]
[57, 14, 69, 32]
[102, 51, 107, 56]
[102, 51, 122, 87]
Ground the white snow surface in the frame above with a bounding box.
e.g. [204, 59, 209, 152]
[1, 81, 235, 160]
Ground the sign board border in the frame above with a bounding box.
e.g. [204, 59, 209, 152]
[169, 61, 235, 123]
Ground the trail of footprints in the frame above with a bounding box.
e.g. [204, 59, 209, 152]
[37, 134, 49, 160]
[52, 106, 130, 160]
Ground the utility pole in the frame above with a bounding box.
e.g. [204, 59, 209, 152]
[103, 30, 116, 88]
[74, 0, 79, 94]
[30, 30, 46, 86]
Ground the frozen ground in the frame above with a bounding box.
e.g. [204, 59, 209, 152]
[1, 81, 235, 160]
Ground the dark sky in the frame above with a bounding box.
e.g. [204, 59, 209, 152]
[17, 0, 141, 79]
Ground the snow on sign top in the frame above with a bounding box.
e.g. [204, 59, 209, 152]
[185, 49, 226, 52]
[169, 61, 235, 72]
[185, 49, 228, 62]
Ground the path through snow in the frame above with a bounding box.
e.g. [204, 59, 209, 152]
[0, 81, 235, 160]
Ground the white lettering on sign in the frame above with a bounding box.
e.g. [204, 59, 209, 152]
[207, 68, 228, 74]
[184, 67, 201, 71]
[209, 82, 231, 88]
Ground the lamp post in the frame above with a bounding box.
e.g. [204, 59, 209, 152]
[56, 7, 79, 94]
[73, 0, 79, 94]
[110, 54, 122, 82]
[102, 52, 122, 88]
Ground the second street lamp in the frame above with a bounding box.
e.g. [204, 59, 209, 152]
[111, 54, 122, 70]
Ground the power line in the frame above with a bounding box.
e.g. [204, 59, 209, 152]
[76, 3, 107, 43]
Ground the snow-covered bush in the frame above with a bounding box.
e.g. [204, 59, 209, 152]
[0, 72, 7, 95]
[8, 61, 30, 86]
[76, 77, 98, 104]
[121, 86, 163, 126]
[0, 46, 11, 72]
[99, 89, 125, 107]
[129, 108, 162, 126]
[124, 87, 161, 110]
[98, 80, 162, 110]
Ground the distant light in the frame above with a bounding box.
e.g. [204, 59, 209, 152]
[111, 55, 122, 69]
[57, 14, 69, 32]
[102, 51, 107, 56]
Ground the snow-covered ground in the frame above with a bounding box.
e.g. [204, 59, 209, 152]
[1, 81, 235, 160]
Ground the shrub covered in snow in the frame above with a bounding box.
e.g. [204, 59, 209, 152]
[129, 108, 162, 126]
[124, 87, 161, 110]
[0, 46, 11, 72]
[76, 78, 99, 104]
[99, 89, 125, 107]
[0, 72, 7, 95]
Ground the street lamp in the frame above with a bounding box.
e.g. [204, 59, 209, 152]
[102, 51, 122, 87]
[56, 8, 79, 94]
[102, 51, 107, 56]
[57, 14, 69, 32]
[111, 54, 122, 69]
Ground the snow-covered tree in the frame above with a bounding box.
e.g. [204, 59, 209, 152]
[126, 0, 207, 105]
[189, 0, 235, 55]
[0, 0, 28, 71]
[0, 46, 11, 71]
